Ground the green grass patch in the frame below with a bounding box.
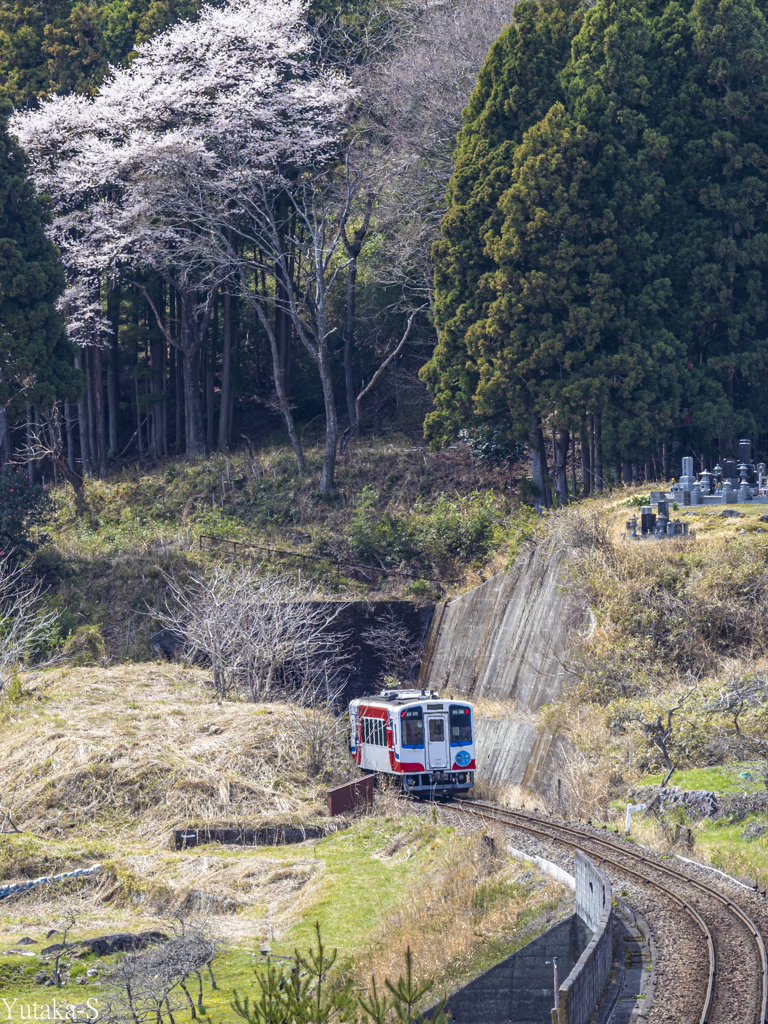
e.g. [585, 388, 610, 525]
[641, 763, 764, 794]
[693, 813, 768, 889]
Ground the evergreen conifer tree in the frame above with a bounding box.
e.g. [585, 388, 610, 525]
[0, 108, 77, 462]
[423, 0, 584, 453]
[426, 0, 768, 481]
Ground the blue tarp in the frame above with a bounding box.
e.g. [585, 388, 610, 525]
[0, 863, 101, 901]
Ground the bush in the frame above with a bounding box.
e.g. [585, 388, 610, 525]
[0, 464, 53, 555]
[347, 487, 418, 566]
[518, 478, 541, 503]
[411, 493, 500, 570]
[62, 625, 107, 666]
[348, 489, 505, 573]
[459, 426, 526, 466]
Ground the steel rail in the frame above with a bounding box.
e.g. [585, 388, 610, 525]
[447, 798, 765, 1024]
[458, 800, 768, 1024]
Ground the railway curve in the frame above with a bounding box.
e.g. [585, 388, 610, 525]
[443, 798, 767, 1024]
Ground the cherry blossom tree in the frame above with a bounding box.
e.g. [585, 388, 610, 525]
[11, 0, 352, 460]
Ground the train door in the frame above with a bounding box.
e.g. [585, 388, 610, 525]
[424, 712, 449, 769]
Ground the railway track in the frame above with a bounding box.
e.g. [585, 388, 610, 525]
[447, 798, 768, 1024]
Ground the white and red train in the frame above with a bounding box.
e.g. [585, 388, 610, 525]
[349, 689, 475, 795]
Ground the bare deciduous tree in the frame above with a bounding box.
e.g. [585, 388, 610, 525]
[102, 917, 218, 1024]
[617, 687, 697, 789]
[361, 609, 423, 683]
[156, 565, 349, 702]
[0, 554, 58, 698]
[706, 674, 768, 791]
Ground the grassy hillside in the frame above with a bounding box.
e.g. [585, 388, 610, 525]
[32, 436, 523, 661]
[0, 664, 568, 1021]
[532, 494, 768, 886]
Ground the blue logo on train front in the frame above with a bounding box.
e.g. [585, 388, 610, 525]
[455, 750, 470, 767]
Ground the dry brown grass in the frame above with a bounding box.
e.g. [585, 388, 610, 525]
[0, 664, 348, 848]
[351, 830, 569, 995]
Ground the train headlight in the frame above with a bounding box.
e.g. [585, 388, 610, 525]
[405, 775, 418, 786]
[457, 772, 467, 783]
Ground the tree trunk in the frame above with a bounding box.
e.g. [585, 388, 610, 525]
[205, 323, 215, 453]
[26, 403, 36, 484]
[162, 338, 168, 457]
[183, 348, 205, 458]
[218, 290, 231, 450]
[594, 412, 603, 491]
[64, 399, 75, 471]
[182, 295, 206, 458]
[75, 348, 91, 475]
[581, 419, 591, 495]
[175, 349, 184, 452]
[107, 281, 120, 455]
[555, 429, 570, 504]
[93, 344, 108, 476]
[151, 335, 163, 460]
[528, 411, 549, 508]
[318, 341, 338, 497]
[86, 348, 97, 472]
[344, 255, 359, 435]
[0, 408, 9, 466]
[242, 283, 304, 473]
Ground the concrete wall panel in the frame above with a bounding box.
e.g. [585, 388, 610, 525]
[419, 540, 580, 794]
[559, 854, 613, 1024]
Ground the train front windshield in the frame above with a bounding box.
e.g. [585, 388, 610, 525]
[401, 707, 424, 746]
[450, 705, 472, 744]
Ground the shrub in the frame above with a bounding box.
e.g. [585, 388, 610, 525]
[0, 464, 53, 554]
[518, 478, 541, 503]
[347, 487, 418, 566]
[62, 625, 107, 666]
[459, 426, 526, 466]
[411, 493, 500, 570]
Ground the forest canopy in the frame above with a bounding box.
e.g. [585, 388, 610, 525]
[1, 0, 767, 502]
[424, 0, 768, 503]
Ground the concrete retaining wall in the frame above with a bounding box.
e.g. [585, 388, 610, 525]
[419, 542, 578, 708]
[558, 853, 613, 1024]
[474, 717, 570, 793]
[441, 915, 592, 1024]
[418, 540, 580, 794]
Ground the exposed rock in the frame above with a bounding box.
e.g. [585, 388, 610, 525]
[740, 821, 768, 840]
[85, 931, 168, 956]
[629, 784, 719, 818]
[18, 936, 37, 945]
[718, 509, 743, 517]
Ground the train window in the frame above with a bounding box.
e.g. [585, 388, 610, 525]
[450, 706, 472, 744]
[428, 718, 445, 741]
[401, 707, 424, 746]
[362, 717, 387, 745]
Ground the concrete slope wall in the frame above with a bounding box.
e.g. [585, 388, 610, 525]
[419, 541, 577, 708]
[419, 541, 579, 793]
[441, 915, 591, 1024]
[474, 717, 570, 792]
[558, 854, 613, 1024]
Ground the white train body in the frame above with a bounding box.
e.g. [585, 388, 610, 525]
[349, 689, 475, 795]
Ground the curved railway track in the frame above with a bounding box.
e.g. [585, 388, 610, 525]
[446, 798, 767, 1024]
